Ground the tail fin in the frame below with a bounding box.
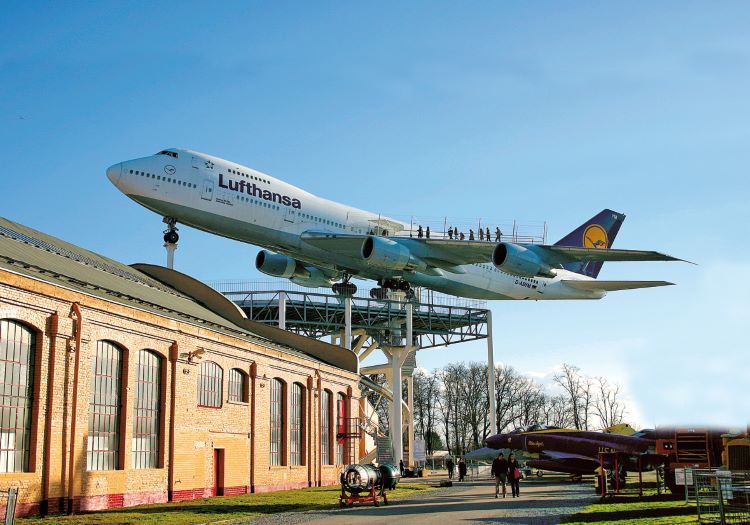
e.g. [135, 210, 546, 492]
[554, 209, 625, 278]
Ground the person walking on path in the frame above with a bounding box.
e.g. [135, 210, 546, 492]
[508, 453, 521, 498]
[486, 227, 491, 241]
[448, 227, 454, 240]
[491, 452, 509, 498]
[479, 227, 484, 241]
[446, 457, 455, 480]
[426, 226, 430, 238]
[469, 229, 475, 241]
[495, 227, 502, 242]
[458, 457, 467, 482]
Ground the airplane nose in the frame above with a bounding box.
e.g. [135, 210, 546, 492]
[106, 163, 122, 185]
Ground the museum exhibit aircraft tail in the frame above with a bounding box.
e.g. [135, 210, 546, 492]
[107, 148, 688, 300]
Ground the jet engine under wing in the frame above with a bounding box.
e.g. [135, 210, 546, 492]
[563, 280, 674, 291]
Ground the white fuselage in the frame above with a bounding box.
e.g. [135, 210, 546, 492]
[106, 148, 603, 300]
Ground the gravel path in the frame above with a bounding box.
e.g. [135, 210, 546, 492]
[240, 477, 595, 525]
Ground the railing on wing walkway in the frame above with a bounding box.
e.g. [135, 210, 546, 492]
[209, 280, 487, 310]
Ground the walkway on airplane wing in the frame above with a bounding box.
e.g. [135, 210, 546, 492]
[349, 211, 548, 244]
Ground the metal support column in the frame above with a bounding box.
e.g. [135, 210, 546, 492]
[407, 374, 414, 467]
[406, 302, 413, 345]
[391, 347, 404, 466]
[344, 297, 352, 350]
[278, 291, 287, 330]
[487, 310, 497, 436]
[405, 302, 414, 466]
[165, 243, 176, 269]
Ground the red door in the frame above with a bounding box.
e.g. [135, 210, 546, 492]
[214, 449, 225, 496]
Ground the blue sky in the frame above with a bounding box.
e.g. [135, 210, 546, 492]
[1, 2, 748, 426]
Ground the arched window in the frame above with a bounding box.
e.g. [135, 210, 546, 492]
[290, 383, 305, 466]
[228, 368, 248, 403]
[321, 389, 332, 466]
[269, 378, 285, 466]
[0, 320, 36, 473]
[133, 350, 162, 469]
[336, 392, 346, 464]
[88, 340, 123, 471]
[198, 361, 223, 408]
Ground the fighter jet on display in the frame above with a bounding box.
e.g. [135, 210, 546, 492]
[486, 424, 734, 496]
[106, 148, 687, 300]
[485, 424, 663, 480]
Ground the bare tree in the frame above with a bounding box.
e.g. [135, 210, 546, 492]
[553, 364, 589, 429]
[593, 377, 626, 429]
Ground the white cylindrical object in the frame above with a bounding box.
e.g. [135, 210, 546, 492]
[487, 310, 497, 436]
[406, 302, 413, 347]
[344, 297, 352, 350]
[407, 374, 414, 467]
[391, 349, 403, 465]
[278, 291, 287, 330]
[165, 243, 177, 269]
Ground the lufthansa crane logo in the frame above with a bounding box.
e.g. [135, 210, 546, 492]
[583, 224, 608, 249]
[164, 165, 176, 175]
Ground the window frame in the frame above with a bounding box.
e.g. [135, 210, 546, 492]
[336, 392, 346, 465]
[0, 319, 37, 473]
[290, 382, 305, 466]
[132, 349, 163, 469]
[321, 389, 332, 466]
[87, 340, 125, 471]
[269, 378, 286, 466]
[197, 361, 224, 409]
[228, 368, 248, 403]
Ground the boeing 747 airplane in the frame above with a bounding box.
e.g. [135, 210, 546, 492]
[106, 148, 686, 300]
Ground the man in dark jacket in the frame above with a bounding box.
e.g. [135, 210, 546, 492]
[458, 457, 467, 481]
[490, 452, 509, 498]
[446, 457, 455, 479]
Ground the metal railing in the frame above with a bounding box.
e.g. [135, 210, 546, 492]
[223, 289, 489, 349]
[353, 213, 548, 245]
[0, 488, 18, 525]
[694, 469, 750, 524]
[210, 280, 488, 310]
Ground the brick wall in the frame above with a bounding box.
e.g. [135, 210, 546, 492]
[0, 270, 359, 517]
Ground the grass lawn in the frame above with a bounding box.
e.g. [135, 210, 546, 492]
[20, 484, 436, 525]
[561, 486, 699, 525]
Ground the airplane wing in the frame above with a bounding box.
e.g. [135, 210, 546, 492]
[300, 232, 689, 274]
[529, 245, 692, 265]
[299, 231, 365, 258]
[562, 280, 674, 291]
[543, 450, 600, 463]
[300, 232, 495, 265]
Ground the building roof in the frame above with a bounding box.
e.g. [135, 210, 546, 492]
[0, 217, 358, 373]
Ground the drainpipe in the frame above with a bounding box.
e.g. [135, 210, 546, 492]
[168, 342, 178, 501]
[247, 362, 254, 494]
[249, 363, 257, 492]
[41, 313, 59, 516]
[66, 303, 82, 514]
[307, 375, 314, 487]
[316, 371, 321, 487]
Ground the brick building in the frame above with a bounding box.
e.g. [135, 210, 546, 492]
[0, 218, 360, 516]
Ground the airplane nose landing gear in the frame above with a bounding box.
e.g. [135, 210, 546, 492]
[162, 217, 179, 269]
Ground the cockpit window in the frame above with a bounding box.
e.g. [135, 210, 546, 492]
[157, 150, 178, 158]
